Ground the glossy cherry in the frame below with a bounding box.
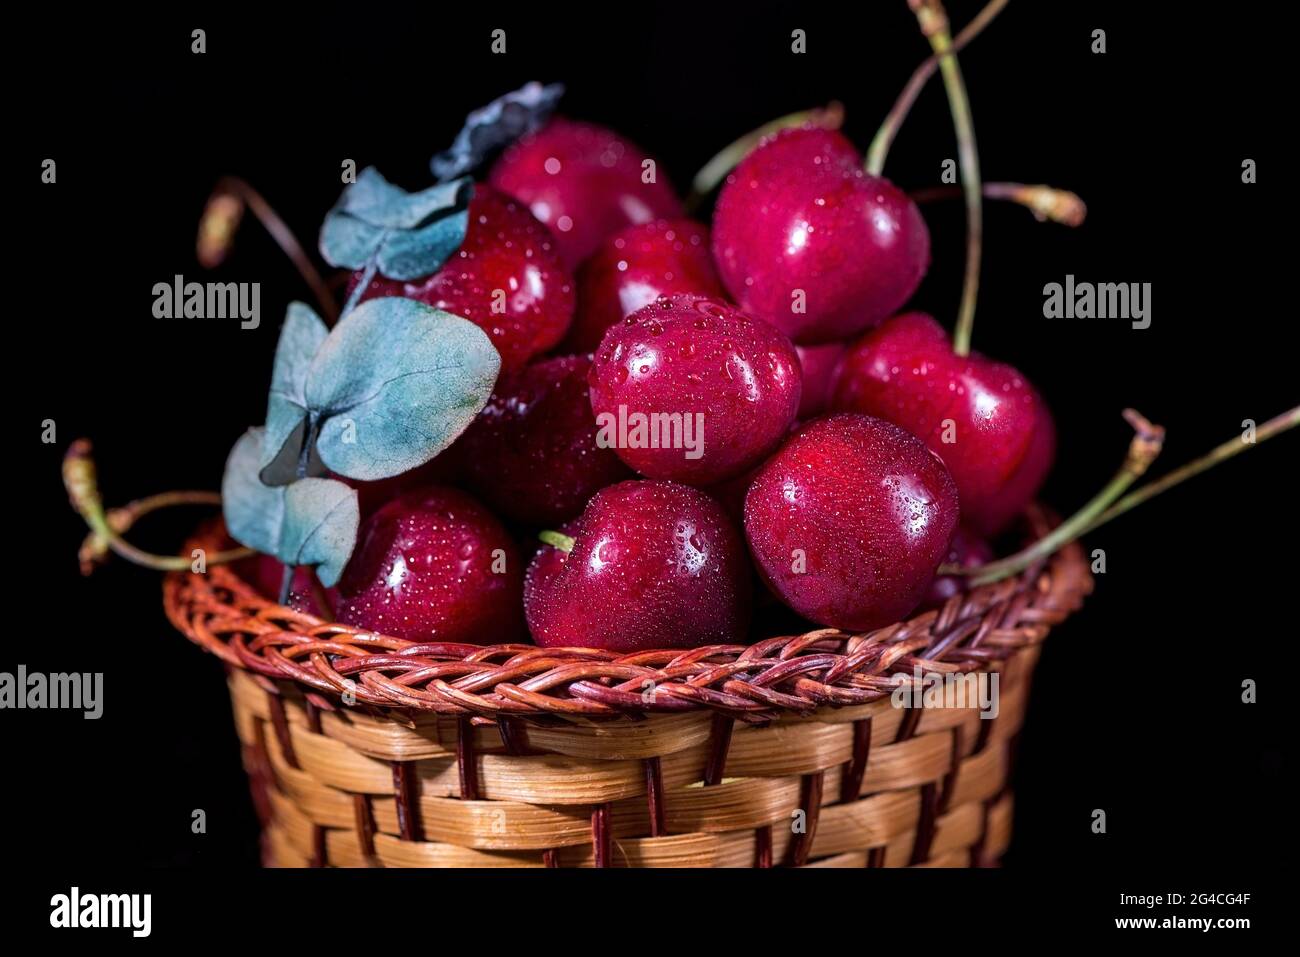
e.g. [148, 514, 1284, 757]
[489, 118, 683, 267]
[743, 413, 959, 630]
[349, 184, 574, 371]
[921, 527, 993, 609]
[588, 295, 802, 485]
[712, 126, 930, 344]
[524, 480, 751, 650]
[335, 486, 524, 643]
[565, 218, 724, 353]
[795, 342, 846, 419]
[831, 311, 1056, 536]
[459, 354, 632, 525]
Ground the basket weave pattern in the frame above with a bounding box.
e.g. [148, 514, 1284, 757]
[165, 517, 1091, 868]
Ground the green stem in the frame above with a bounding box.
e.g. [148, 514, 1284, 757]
[944, 410, 1165, 586]
[539, 530, 575, 553]
[64, 440, 253, 574]
[684, 102, 844, 212]
[910, 0, 983, 357]
[1084, 405, 1300, 534]
[865, 0, 1008, 176]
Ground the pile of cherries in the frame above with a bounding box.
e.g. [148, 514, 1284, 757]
[248, 118, 1055, 652]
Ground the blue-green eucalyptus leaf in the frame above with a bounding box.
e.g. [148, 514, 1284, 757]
[340, 168, 469, 229]
[319, 169, 473, 279]
[261, 302, 330, 485]
[279, 478, 360, 587]
[431, 81, 565, 181]
[304, 297, 501, 482]
[317, 215, 387, 274]
[335, 167, 411, 224]
[221, 428, 360, 586]
[375, 209, 470, 281]
[223, 428, 284, 558]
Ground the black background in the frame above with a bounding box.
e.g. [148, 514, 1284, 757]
[7, 0, 1294, 934]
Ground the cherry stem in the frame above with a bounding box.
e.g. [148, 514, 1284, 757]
[198, 176, 339, 323]
[538, 530, 575, 553]
[906, 0, 984, 358]
[865, 0, 1008, 176]
[684, 102, 845, 212]
[942, 410, 1166, 586]
[1083, 404, 1300, 534]
[63, 439, 253, 575]
[911, 182, 1087, 226]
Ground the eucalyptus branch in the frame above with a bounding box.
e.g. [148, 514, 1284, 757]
[340, 254, 379, 320]
[279, 414, 323, 605]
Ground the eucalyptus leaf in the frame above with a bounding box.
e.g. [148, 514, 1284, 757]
[261, 302, 330, 485]
[431, 81, 565, 181]
[279, 478, 361, 587]
[375, 208, 469, 280]
[222, 428, 360, 587]
[223, 428, 285, 558]
[320, 168, 473, 281]
[340, 168, 469, 229]
[305, 297, 500, 482]
[318, 215, 386, 275]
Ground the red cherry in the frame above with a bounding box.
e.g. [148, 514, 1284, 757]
[336, 486, 524, 643]
[565, 218, 724, 353]
[235, 553, 337, 616]
[489, 118, 683, 267]
[743, 413, 959, 630]
[921, 527, 993, 609]
[349, 184, 574, 371]
[524, 480, 751, 651]
[831, 311, 1056, 536]
[712, 127, 930, 344]
[588, 295, 802, 486]
[459, 354, 632, 525]
[795, 342, 847, 419]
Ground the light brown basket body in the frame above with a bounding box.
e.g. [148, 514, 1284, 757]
[168, 517, 1091, 868]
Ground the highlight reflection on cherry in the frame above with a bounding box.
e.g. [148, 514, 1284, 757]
[712, 127, 930, 344]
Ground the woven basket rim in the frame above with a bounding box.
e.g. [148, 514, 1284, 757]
[164, 507, 1092, 725]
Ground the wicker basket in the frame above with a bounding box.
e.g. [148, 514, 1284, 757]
[164, 510, 1091, 868]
